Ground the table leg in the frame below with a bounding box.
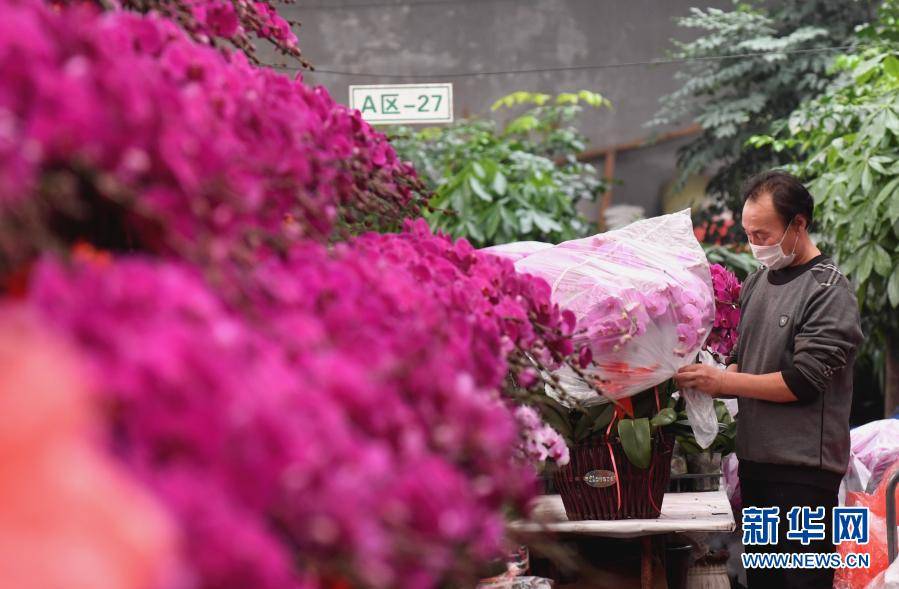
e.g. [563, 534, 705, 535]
[641, 536, 652, 589]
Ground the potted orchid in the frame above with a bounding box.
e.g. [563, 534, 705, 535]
[520, 261, 743, 520]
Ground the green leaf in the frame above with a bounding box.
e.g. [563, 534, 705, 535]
[578, 90, 610, 109]
[873, 244, 893, 277]
[492, 171, 508, 196]
[471, 161, 487, 179]
[858, 245, 875, 284]
[484, 206, 501, 239]
[869, 156, 892, 174]
[589, 404, 615, 434]
[855, 55, 884, 83]
[518, 210, 534, 234]
[650, 408, 677, 427]
[875, 176, 899, 208]
[676, 435, 702, 455]
[618, 418, 651, 469]
[532, 213, 562, 234]
[847, 162, 864, 196]
[889, 193, 899, 223]
[573, 412, 594, 442]
[490, 91, 551, 111]
[499, 206, 517, 233]
[469, 177, 492, 202]
[884, 55, 899, 78]
[465, 220, 484, 243]
[505, 114, 539, 135]
[889, 267, 899, 308]
[862, 163, 873, 196]
[714, 399, 732, 423]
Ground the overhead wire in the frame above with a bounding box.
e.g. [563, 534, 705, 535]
[270, 44, 865, 78]
[294, 0, 539, 9]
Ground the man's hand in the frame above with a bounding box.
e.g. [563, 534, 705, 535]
[675, 364, 725, 396]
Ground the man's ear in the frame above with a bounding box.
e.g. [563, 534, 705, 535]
[795, 215, 809, 232]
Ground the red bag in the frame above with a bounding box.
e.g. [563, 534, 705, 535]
[833, 459, 899, 589]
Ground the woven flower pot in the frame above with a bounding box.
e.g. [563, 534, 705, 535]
[553, 432, 674, 520]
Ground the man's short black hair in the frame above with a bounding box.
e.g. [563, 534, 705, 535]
[741, 170, 814, 228]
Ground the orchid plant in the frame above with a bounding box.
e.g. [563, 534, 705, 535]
[527, 262, 742, 469]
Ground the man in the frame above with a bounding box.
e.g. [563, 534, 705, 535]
[676, 171, 864, 589]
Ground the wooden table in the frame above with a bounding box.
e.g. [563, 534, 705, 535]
[510, 490, 735, 588]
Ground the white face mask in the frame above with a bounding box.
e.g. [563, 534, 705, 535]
[749, 218, 799, 270]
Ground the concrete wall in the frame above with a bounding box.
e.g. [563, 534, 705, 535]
[265, 0, 735, 224]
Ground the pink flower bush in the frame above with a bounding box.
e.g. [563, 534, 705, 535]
[27, 252, 519, 588]
[55, 0, 306, 65]
[23, 220, 582, 588]
[705, 263, 742, 358]
[1, 1, 588, 587]
[0, 0, 423, 273]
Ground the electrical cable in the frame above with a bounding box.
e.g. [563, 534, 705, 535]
[294, 0, 537, 9]
[270, 44, 864, 78]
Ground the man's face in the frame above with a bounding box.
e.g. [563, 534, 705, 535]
[742, 192, 790, 247]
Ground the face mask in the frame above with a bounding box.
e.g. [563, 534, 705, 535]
[749, 218, 799, 270]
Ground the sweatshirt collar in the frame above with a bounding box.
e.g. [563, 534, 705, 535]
[767, 254, 829, 285]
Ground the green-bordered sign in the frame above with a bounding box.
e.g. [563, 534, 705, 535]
[349, 83, 453, 125]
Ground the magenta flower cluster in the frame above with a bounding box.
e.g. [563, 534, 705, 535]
[188, 0, 296, 48]
[57, 0, 304, 65]
[705, 263, 742, 358]
[0, 0, 421, 270]
[23, 218, 581, 589]
[2, 1, 586, 586]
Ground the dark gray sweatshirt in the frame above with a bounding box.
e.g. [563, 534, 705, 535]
[730, 255, 864, 488]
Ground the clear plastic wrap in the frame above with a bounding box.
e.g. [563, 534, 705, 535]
[850, 419, 899, 493]
[486, 210, 715, 405]
[682, 350, 722, 449]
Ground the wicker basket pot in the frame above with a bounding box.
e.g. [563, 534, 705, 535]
[553, 432, 674, 520]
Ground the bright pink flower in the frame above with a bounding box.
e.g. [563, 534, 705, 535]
[196, 3, 240, 37]
[705, 264, 742, 358]
[0, 0, 423, 268]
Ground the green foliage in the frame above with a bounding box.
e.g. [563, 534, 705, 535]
[751, 5, 899, 336]
[540, 380, 735, 469]
[389, 91, 610, 247]
[703, 243, 759, 280]
[618, 418, 652, 469]
[652, 1, 874, 234]
[668, 399, 737, 456]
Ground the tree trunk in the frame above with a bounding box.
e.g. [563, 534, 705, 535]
[886, 332, 899, 418]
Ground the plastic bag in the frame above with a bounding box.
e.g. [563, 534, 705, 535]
[481, 241, 553, 263]
[834, 459, 899, 589]
[841, 452, 873, 506]
[864, 556, 899, 589]
[849, 420, 899, 493]
[722, 453, 741, 511]
[681, 350, 721, 449]
[486, 210, 715, 405]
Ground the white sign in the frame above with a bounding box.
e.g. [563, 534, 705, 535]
[349, 83, 453, 125]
